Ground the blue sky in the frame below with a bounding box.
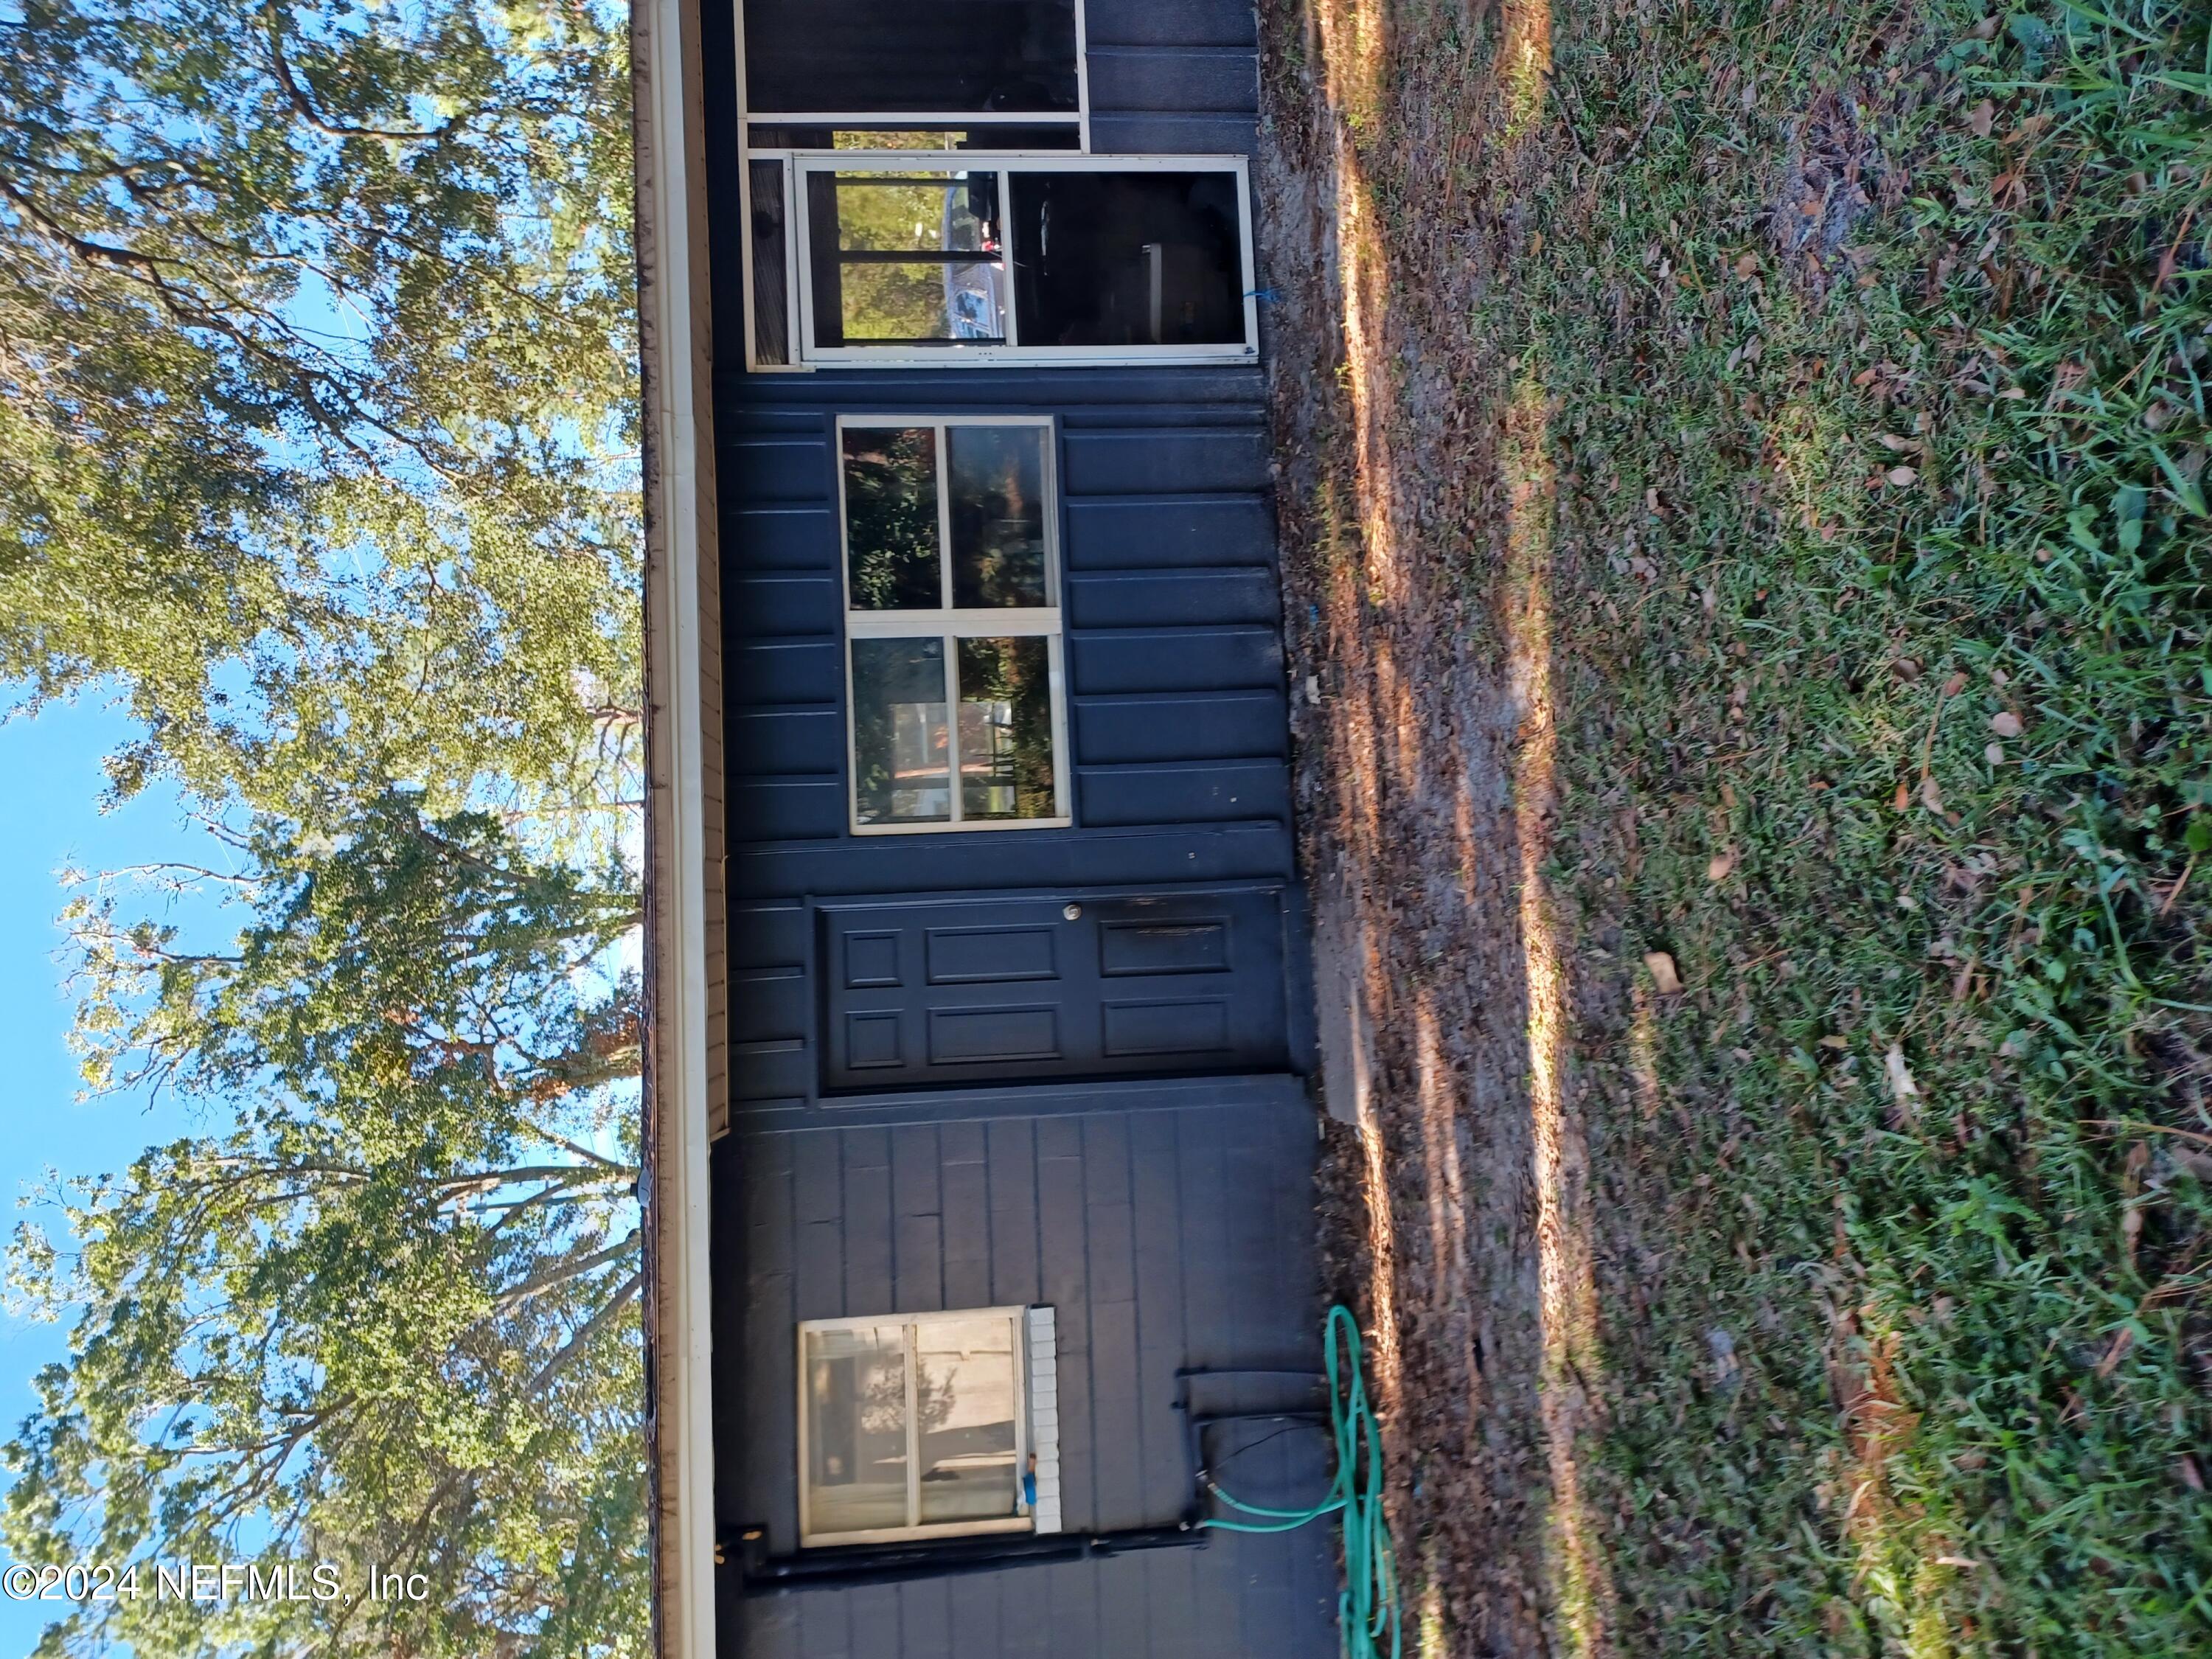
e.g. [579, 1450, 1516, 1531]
[0, 696, 224, 1654]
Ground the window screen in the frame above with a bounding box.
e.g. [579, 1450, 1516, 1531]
[744, 0, 1079, 116]
[807, 170, 1007, 349]
[796, 159, 1255, 361]
[800, 1307, 1045, 1547]
[1009, 171, 1247, 347]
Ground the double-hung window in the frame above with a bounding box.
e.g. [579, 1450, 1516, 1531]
[838, 416, 1069, 832]
[799, 1307, 1048, 1548]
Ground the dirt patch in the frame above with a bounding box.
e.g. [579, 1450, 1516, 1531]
[1768, 88, 1881, 291]
[1259, 0, 2212, 1652]
[1256, 1, 1591, 1651]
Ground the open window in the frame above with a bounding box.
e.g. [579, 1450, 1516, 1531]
[792, 156, 1256, 366]
[837, 416, 1069, 832]
[799, 1307, 1060, 1548]
[735, 0, 1093, 367]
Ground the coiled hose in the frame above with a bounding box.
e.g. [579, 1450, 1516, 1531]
[1198, 1304, 1400, 1659]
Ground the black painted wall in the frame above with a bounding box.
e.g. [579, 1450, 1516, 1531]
[716, 1091, 1335, 1659]
[699, 4, 1334, 1652]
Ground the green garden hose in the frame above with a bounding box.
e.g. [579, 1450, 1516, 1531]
[1199, 1304, 1401, 1659]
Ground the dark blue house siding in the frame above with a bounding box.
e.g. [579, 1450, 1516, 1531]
[714, 378, 1298, 1111]
[698, 2, 1333, 1652]
[1085, 0, 1263, 156]
[715, 1093, 1336, 1659]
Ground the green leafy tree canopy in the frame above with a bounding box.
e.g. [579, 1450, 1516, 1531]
[1, 3, 650, 1654]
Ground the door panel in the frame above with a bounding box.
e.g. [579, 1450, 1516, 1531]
[818, 887, 1287, 1093]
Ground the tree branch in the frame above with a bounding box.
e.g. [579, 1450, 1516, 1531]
[520, 1271, 641, 1401]
[261, 1, 457, 143]
[491, 1230, 638, 1312]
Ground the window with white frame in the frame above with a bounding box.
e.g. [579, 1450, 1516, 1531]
[838, 416, 1068, 832]
[734, 0, 1091, 368]
[792, 156, 1256, 366]
[799, 1307, 1040, 1548]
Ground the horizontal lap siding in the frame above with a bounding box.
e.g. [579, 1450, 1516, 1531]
[721, 415, 846, 891]
[704, 27, 1323, 1652]
[717, 397, 1292, 1110]
[719, 412, 1287, 846]
[1084, 0, 1259, 156]
[1058, 420, 1285, 825]
[717, 1096, 1335, 1659]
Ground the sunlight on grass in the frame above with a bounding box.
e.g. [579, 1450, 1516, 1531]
[1416, 998, 1470, 1292]
[1832, 1304, 1959, 1658]
[1501, 0, 1554, 145]
[1317, 0, 1388, 137]
[1627, 987, 1660, 1125]
[1357, 1116, 1405, 1422]
[1504, 367, 1617, 1658]
[1416, 1535, 1449, 1658]
[1314, 1, 1402, 611]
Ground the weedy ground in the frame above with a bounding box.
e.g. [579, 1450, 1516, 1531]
[1257, 0, 2212, 1653]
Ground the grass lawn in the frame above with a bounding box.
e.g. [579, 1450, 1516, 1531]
[1259, 0, 2212, 1652]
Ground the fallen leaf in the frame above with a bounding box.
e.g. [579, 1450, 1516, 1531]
[1968, 13, 1999, 38]
[1819, 1034, 1850, 1050]
[1935, 1555, 1982, 1570]
[1950, 956, 1976, 1001]
[1892, 780, 1912, 812]
[1708, 851, 1735, 882]
[1968, 99, 1995, 138]
[2095, 1325, 2134, 1378]
[1734, 251, 1759, 279]
[1920, 773, 1944, 812]
[1943, 671, 1969, 697]
[1644, 950, 1683, 995]
[1990, 710, 2022, 737]
[1707, 1326, 1742, 1388]
[1885, 466, 1920, 487]
[1879, 434, 1923, 453]
[2181, 1455, 2205, 1492]
[1986, 742, 2006, 765]
[1885, 1044, 1921, 1114]
[1893, 658, 1922, 683]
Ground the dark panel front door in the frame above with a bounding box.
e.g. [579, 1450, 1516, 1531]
[818, 886, 1289, 1093]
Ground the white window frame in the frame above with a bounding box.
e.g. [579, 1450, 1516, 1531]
[836, 414, 1073, 835]
[732, 0, 1094, 371]
[797, 1305, 1034, 1549]
[792, 153, 1260, 369]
